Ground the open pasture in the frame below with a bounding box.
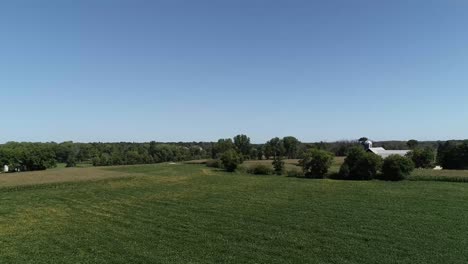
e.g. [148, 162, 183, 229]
[1, 163, 468, 263]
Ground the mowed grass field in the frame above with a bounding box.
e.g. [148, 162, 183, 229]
[1, 163, 468, 263]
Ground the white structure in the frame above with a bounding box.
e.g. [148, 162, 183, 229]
[365, 141, 410, 158]
[3, 165, 9, 173]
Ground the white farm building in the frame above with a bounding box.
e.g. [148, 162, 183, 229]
[364, 140, 410, 158]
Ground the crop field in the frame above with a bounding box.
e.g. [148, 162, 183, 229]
[1, 163, 468, 263]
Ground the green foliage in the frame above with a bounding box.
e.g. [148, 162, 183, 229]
[206, 159, 222, 168]
[437, 141, 468, 169]
[358, 137, 368, 143]
[264, 137, 285, 159]
[300, 149, 334, 178]
[247, 164, 273, 175]
[282, 136, 300, 159]
[286, 168, 304, 177]
[233, 134, 252, 159]
[220, 149, 242, 172]
[339, 147, 383, 180]
[212, 139, 235, 158]
[0, 141, 209, 170]
[407, 139, 419, 149]
[380, 155, 415, 181]
[65, 154, 77, 168]
[406, 147, 435, 168]
[272, 156, 285, 175]
[0, 143, 57, 171]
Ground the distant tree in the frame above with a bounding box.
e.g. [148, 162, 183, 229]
[256, 147, 264, 160]
[358, 137, 369, 144]
[283, 136, 300, 159]
[380, 155, 414, 181]
[339, 146, 382, 180]
[300, 149, 334, 178]
[332, 140, 360, 156]
[250, 148, 259, 161]
[406, 147, 435, 168]
[213, 139, 235, 158]
[220, 149, 242, 172]
[272, 156, 285, 175]
[65, 153, 77, 167]
[265, 137, 285, 159]
[437, 141, 468, 169]
[233, 134, 252, 159]
[406, 139, 419, 149]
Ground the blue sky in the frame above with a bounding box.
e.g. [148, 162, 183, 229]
[1, 0, 467, 143]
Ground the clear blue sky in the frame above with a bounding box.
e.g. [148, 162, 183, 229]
[1, 0, 467, 143]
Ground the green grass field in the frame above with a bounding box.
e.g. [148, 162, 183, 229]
[1, 163, 468, 263]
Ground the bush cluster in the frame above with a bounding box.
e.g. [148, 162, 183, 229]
[339, 147, 382, 180]
[338, 147, 415, 181]
[206, 159, 223, 168]
[406, 147, 435, 168]
[247, 164, 273, 175]
[286, 169, 304, 177]
[379, 155, 415, 181]
[220, 150, 242, 172]
[272, 156, 285, 175]
[300, 149, 334, 178]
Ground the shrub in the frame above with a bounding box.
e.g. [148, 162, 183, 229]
[340, 146, 382, 180]
[65, 156, 77, 168]
[247, 164, 273, 175]
[406, 147, 435, 168]
[380, 155, 415, 181]
[337, 163, 350, 179]
[220, 150, 242, 172]
[272, 156, 285, 175]
[300, 149, 334, 178]
[286, 169, 304, 177]
[206, 159, 222, 168]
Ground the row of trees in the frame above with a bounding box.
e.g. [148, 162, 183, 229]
[296, 147, 415, 181]
[0, 143, 57, 171]
[211, 135, 303, 160]
[0, 141, 209, 171]
[1, 136, 467, 173]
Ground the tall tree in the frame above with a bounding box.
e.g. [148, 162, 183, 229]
[233, 134, 252, 158]
[213, 139, 235, 158]
[282, 136, 300, 159]
[265, 137, 285, 159]
[407, 139, 419, 149]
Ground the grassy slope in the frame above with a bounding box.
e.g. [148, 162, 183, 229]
[1, 164, 468, 263]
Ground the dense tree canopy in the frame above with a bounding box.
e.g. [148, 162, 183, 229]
[437, 141, 468, 169]
[282, 136, 300, 159]
[407, 139, 419, 149]
[0, 141, 209, 171]
[407, 147, 435, 169]
[233, 134, 252, 159]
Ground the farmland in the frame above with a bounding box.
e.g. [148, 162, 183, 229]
[1, 162, 468, 263]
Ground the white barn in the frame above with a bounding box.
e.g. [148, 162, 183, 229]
[364, 141, 410, 158]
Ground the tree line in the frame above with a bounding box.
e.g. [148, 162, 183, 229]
[1, 136, 467, 172]
[0, 141, 209, 171]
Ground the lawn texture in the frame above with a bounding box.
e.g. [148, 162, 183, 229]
[1, 164, 467, 263]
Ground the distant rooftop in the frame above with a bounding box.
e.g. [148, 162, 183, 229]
[368, 147, 410, 158]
